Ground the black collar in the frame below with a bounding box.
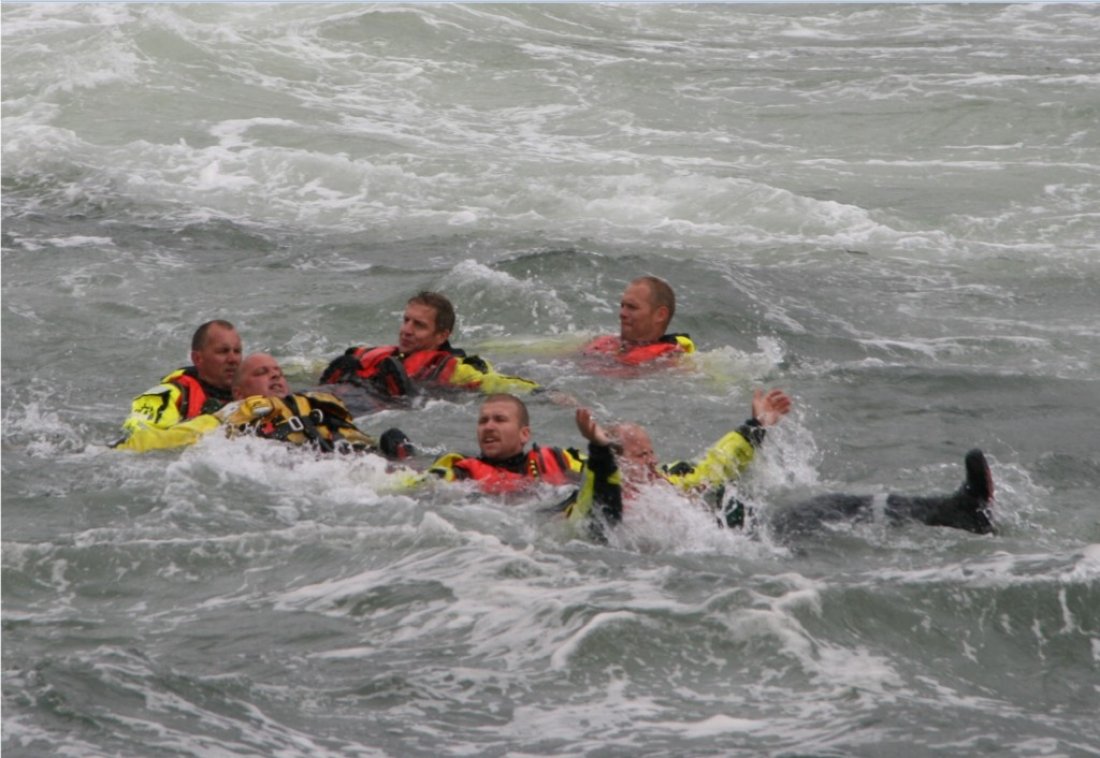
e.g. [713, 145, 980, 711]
[184, 365, 234, 402]
[478, 449, 528, 474]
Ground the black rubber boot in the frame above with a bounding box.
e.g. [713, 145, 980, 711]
[885, 449, 995, 535]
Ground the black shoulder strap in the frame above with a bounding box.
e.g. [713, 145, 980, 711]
[262, 395, 334, 453]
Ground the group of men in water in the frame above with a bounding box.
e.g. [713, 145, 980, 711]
[112, 276, 995, 540]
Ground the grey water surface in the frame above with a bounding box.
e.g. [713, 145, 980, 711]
[3, 4, 1098, 756]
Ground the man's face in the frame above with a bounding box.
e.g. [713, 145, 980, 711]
[477, 399, 530, 461]
[614, 423, 660, 483]
[398, 302, 450, 354]
[619, 282, 667, 345]
[192, 324, 243, 390]
[233, 354, 289, 399]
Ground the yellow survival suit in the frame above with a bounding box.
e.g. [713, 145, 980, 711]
[113, 392, 378, 454]
[120, 366, 233, 435]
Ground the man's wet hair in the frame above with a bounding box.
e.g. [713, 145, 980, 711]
[409, 291, 456, 335]
[632, 275, 676, 323]
[192, 319, 236, 351]
[482, 393, 530, 428]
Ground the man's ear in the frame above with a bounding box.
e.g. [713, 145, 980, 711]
[433, 328, 452, 349]
[655, 305, 671, 329]
[520, 426, 532, 446]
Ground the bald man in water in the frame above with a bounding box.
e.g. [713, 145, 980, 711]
[567, 397, 995, 539]
[114, 353, 407, 457]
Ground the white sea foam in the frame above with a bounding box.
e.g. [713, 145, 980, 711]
[5, 4, 1098, 755]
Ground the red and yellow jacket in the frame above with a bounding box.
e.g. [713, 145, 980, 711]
[320, 343, 540, 396]
[120, 366, 233, 434]
[113, 392, 378, 454]
[581, 333, 695, 366]
[429, 445, 583, 495]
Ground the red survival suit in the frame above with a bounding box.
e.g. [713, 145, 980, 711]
[581, 333, 695, 367]
[429, 446, 583, 496]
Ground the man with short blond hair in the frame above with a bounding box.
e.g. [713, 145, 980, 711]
[582, 276, 695, 366]
[428, 394, 581, 494]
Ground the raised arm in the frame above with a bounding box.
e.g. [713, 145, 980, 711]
[562, 407, 622, 533]
[664, 388, 792, 490]
[575, 407, 612, 447]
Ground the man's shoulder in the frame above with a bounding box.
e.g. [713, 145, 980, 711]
[130, 366, 193, 404]
[157, 366, 196, 384]
[661, 333, 695, 353]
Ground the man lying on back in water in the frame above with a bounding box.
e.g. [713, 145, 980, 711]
[557, 389, 793, 537]
[114, 353, 409, 458]
[565, 405, 995, 540]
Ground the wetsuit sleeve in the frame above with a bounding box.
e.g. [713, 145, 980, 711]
[448, 356, 541, 394]
[563, 442, 623, 527]
[663, 429, 756, 492]
[112, 413, 222, 453]
[120, 381, 186, 433]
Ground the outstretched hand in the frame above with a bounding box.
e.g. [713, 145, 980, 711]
[575, 407, 611, 447]
[752, 388, 792, 427]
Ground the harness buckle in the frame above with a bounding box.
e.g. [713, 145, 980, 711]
[286, 416, 305, 433]
[310, 408, 324, 424]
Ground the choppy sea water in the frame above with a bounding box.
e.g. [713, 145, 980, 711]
[3, 4, 1098, 756]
